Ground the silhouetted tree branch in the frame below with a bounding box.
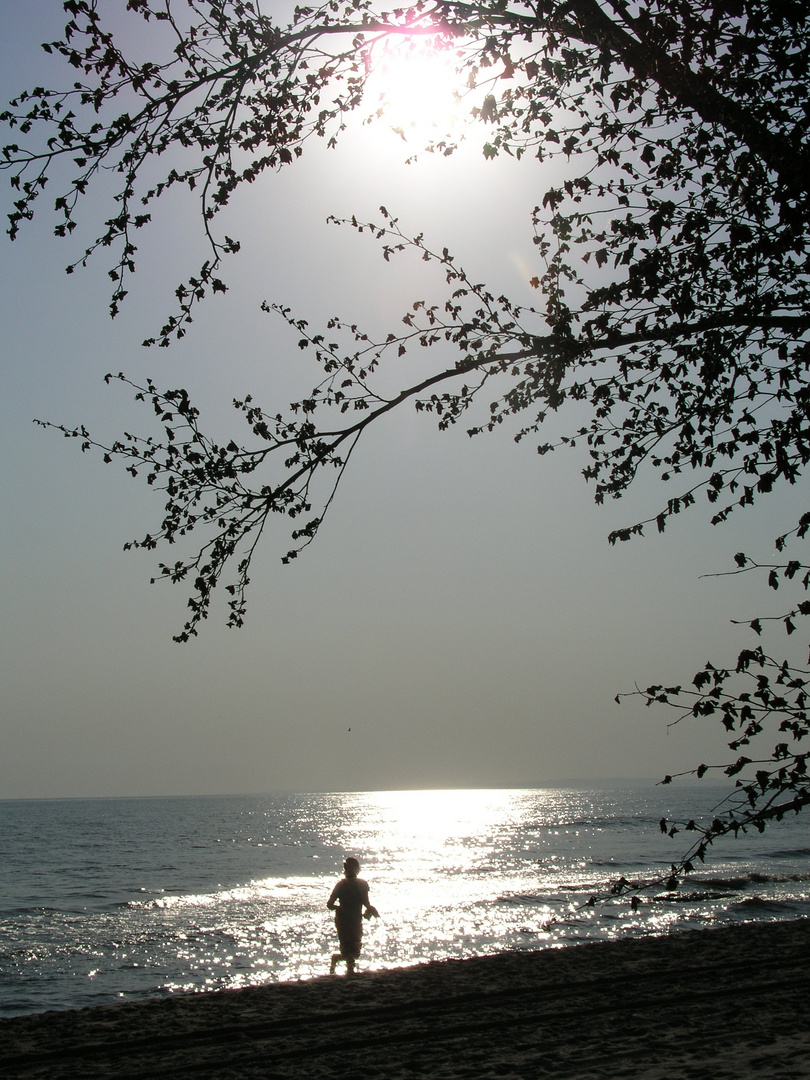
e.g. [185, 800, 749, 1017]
[5, 0, 810, 857]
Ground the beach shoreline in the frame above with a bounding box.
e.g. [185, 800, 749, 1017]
[2, 918, 808, 1079]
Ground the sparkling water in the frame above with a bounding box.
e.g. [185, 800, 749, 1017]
[1, 786, 808, 1015]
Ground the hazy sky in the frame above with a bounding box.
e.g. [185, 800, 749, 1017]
[0, 2, 795, 798]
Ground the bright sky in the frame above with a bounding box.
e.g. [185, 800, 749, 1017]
[0, 2, 791, 798]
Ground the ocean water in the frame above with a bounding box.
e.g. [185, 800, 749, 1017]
[1, 786, 808, 1016]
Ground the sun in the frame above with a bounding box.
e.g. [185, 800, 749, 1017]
[365, 31, 461, 142]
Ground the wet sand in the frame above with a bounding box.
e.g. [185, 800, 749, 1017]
[2, 919, 808, 1079]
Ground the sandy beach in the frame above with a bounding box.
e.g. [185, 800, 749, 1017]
[2, 919, 808, 1079]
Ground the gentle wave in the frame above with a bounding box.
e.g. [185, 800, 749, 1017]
[690, 870, 810, 890]
[731, 895, 806, 913]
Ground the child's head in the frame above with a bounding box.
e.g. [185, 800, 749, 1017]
[343, 857, 360, 877]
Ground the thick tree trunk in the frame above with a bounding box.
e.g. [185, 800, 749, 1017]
[561, 0, 808, 200]
[455, 0, 807, 199]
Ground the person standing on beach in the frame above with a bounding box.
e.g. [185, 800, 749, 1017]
[327, 857, 379, 974]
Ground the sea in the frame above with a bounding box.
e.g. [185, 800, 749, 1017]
[1, 785, 808, 1017]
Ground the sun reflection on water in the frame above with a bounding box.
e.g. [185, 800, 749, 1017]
[9, 786, 805, 1012]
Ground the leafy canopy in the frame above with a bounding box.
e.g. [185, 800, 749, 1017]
[3, 0, 809, 875]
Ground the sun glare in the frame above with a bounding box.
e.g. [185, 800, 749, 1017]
[366, 32, 461, 141]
